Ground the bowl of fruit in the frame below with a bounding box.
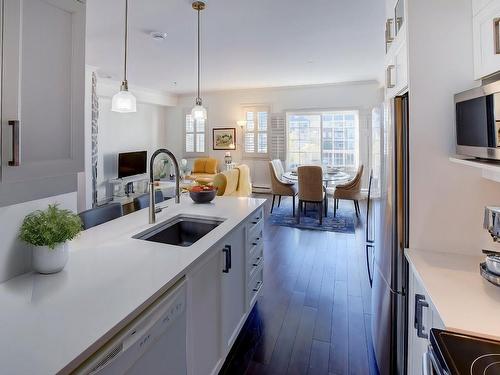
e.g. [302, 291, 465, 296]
[189, 184, 217, 203]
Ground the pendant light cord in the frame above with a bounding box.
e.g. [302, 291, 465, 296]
[124, 0, 129, 84]
[197, 7, 201, 102]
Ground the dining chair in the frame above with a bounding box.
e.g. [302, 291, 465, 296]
[297, 165, 327, 225]
[134, 190, 165, 211]
[79, 203, 123, 230]
[269, 160, 297, 216]
[331, 164, 364, 218]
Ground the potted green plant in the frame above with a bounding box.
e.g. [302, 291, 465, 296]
[19, 204, 82, 274]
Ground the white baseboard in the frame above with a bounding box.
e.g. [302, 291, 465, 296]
[252, 185, 271, 194]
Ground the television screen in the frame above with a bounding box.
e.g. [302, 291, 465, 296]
[118, 151, 147, 178]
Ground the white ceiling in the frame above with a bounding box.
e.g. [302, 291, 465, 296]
[86, 0, 385, 94]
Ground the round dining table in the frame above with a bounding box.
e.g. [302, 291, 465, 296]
[282, 170, 351, 186]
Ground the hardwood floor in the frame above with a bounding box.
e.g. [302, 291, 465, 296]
[219, 194, 379, 375]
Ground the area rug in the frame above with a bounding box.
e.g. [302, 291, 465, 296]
[269, 198, 356, 233]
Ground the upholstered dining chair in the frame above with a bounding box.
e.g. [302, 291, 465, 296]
[331, 164, 364, 218]
[297, 165, 327, 225]
[79, 203, 123, 230]
[133, 190, 165, 211]
[269, 160, 297, 216]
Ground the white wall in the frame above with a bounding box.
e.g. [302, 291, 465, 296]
[0, 192, 77, 283]
[407, 0, 500, 255]
[165, 81, 383, 188]
[95, 98, 168, 202]
[78, 73, 178, 209]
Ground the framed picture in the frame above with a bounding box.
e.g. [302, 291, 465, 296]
[213, 128, 236, 150]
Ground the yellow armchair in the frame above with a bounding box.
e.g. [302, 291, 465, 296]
[189, 157, 219, 180]
[213, 164, 252, 197]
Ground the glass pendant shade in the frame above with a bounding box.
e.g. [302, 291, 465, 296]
[191, 103, 207, 120]
[112, 88, 137, 113]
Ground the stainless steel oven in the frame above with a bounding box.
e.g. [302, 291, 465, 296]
[455, 79, 500, 160]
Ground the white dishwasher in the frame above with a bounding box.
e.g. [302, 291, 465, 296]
[76, 279, 187, 375]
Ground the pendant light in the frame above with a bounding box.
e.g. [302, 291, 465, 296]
[191, 1, 207, 121]
[112, 0, 137, 113]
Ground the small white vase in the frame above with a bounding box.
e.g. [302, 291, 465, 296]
[32, 243, 69, 274]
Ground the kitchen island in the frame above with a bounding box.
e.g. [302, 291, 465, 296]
[0, 196, 266, 375]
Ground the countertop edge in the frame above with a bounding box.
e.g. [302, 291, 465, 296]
[405, 248, 500, 341]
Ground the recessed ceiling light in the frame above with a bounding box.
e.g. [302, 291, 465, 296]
[150, 31, 168, 41]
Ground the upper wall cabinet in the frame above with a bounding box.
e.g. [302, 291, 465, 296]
[0, 0, 85, 207]
[473, 0, 500, 79]
[384, 0, 408, 98]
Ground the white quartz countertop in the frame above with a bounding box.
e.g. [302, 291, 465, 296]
[405, 248, 500, 341]
[0, 196, 266, 375]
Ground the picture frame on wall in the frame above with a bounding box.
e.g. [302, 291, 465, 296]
[213, 128, 236, 150]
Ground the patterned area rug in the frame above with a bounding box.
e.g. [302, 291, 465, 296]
[269, 198, 356, 233]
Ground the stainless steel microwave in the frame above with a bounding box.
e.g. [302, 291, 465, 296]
[455, 80, 500, 160]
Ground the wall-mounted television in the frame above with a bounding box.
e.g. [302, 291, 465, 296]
[118, 151, 147, 178]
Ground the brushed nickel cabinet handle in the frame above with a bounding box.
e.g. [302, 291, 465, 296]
[8, 120, 20, 166]
[385, 19, 394, 46]
[494, 18, 500, 54]
[386, 65, 396, 89]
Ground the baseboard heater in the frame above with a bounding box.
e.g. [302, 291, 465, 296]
[252, 185, 271, 194]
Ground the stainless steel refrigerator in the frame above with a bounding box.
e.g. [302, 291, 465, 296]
[366, 94, 409, 375]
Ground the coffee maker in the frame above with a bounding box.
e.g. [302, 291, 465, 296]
[481, 207, 500, 286]
[484, 206, 500, 243]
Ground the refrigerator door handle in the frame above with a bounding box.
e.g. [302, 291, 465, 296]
[366, 170, 374, 244]
[366, 244, 374, 287]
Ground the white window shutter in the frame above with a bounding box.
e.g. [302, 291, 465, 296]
[270, 114, 286, 162]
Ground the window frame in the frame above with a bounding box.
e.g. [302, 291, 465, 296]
[285, 109, 360, 169]
[183, 110, 208, 158]
[242, 105, 270, 159]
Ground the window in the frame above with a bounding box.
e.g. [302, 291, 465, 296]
[185, 114, 206, 153]
[244, 107, 269, 155]
[286, 110, 359, 169]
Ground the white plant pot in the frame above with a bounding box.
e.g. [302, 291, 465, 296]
[32, 243, 69, 274]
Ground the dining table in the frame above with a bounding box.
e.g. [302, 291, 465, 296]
[282, 170, 351, 187]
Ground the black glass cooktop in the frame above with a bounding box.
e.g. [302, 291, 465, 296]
[431, 329, 500, 375]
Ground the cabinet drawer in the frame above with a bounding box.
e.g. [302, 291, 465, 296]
[247, 227, 263, 252]
[247, 220, 263, 248]
[247, 265, 264, 309]
[248, 244, 264, 280]
[247, 208, 264, 233]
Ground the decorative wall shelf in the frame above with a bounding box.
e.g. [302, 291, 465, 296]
[449, 156, 500, 182]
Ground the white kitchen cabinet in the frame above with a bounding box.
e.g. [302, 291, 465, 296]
[187, 208, 265, 375]
[473, 0, 500, 79]
[0, 0, 85, 206]
[385, 38, 408, 99]
[187, 250, 223, 375]
[473, 0, 495, 16]
[220, 225, 246, 353]
[407, 265, 445, 375]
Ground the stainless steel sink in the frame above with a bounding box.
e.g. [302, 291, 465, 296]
[133, 215, 225, 247]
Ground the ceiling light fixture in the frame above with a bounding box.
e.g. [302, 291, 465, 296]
[112, 0, 137, 113]
[191, 1, 207, 121]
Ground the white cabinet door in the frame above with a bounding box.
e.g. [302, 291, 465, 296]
[408, 270, 434, 375]
[187, 250, 222, 375]
[220, 225, 246, 353]
[473, 0, 496, 16]
[0, 0, 85, 206]
[473, 0, 500, 79]
[385, 40, 408, 99]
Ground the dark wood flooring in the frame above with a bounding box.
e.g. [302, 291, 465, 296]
[219, 194, 379, 375]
